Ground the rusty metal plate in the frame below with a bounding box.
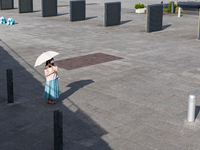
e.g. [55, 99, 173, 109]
[55, 53, 123, 70]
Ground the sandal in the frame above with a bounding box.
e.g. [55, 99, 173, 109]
[47, 100, 54, 104]
[51, 99, 56, 104]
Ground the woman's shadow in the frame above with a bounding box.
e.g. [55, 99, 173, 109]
[59, 79, 94, 100]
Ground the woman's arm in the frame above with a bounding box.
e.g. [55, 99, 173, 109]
[52, 66, 58, 72]
[45, 69, 55, 76]
[45, 65, 57, 77]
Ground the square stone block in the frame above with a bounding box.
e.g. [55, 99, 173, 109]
[18, 0, 33, 13]
[0, 0, 13, 10]
[146, 4, 163, 33]
[42, 0, 57, 17]
[104, 2, 121, 27]
[70, 1, 85, 22]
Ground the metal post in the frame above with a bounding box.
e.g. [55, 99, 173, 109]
[6, 69, 14, 103]
[178, 7, 181, 17]
[198, 9, 200, 39]
[171, 1, 174, 13]
[54, 110, 63, 150]
[187, 94, 196, 122]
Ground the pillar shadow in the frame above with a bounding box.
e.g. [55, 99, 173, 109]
[195, 106, 200, 119]
[121, 20, 132, 25]
[162, 24, 171, 30]
[33, 10, 41, 13]
[85, 16, 98, 20]
[57, 13, 69, 16]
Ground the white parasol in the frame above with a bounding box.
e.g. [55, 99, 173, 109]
[34, 51, 59, 67]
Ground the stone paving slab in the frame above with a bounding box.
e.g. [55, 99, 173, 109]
[1, 0, 200, 149]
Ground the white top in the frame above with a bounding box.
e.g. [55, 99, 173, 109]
[44, 66, 58, 81]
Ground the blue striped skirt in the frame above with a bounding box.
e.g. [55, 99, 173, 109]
[44, 78, 59, 99]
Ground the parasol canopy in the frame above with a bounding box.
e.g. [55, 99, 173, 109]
[34, 51, 59, 67]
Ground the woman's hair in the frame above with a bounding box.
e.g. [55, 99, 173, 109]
[45, 59, 54, 67]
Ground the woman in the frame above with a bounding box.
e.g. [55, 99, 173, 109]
[44, 58, 59, 104]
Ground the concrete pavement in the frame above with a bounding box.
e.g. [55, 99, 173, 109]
[1, 0, 200, 149]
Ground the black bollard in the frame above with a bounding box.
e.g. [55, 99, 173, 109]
[54, 110, 63, 150]
[0, 0, 14, 10]
[18, 0, 33, 13]
[146, 4, 163, 33]
[6, 69, 14, 103]
[104, 2, 121, 27]
[70, 1, 86, 22]
[198, 9, 200, 39]
[42, 0, 57, 17]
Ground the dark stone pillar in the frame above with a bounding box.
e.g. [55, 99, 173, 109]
[42, 0, 57, 17]
[146, 4, 163, 33]
[70, 1, 86, 22]
[54, 110, 63, 150]
[0, 0, 14, 10]
[18, 0, 33, 13]
[198, 10, 200, 39]
[6, 69, 14, 103]
[104, 2, 121, 27]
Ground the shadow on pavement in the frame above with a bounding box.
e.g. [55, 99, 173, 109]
[195, 106, 200, 120]
[0, 41, 112, 150]
[59, 80, 94, 100]
[162, 24, 171, 30]
[33, 10, 41, 13]
[85, 16, 98, 20]
[121, 20, 132, 25]
[57, 13, 69, 16]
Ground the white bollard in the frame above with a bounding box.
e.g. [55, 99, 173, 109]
[178, 7, 181, 17]
[187, 94, 196, 122]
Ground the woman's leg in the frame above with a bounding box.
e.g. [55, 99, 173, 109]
[49, 78, 59, 104]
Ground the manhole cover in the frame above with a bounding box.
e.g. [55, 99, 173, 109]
[55, 53, 123, 70]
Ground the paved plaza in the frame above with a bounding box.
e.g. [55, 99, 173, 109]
[1, 0, 200, 149]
